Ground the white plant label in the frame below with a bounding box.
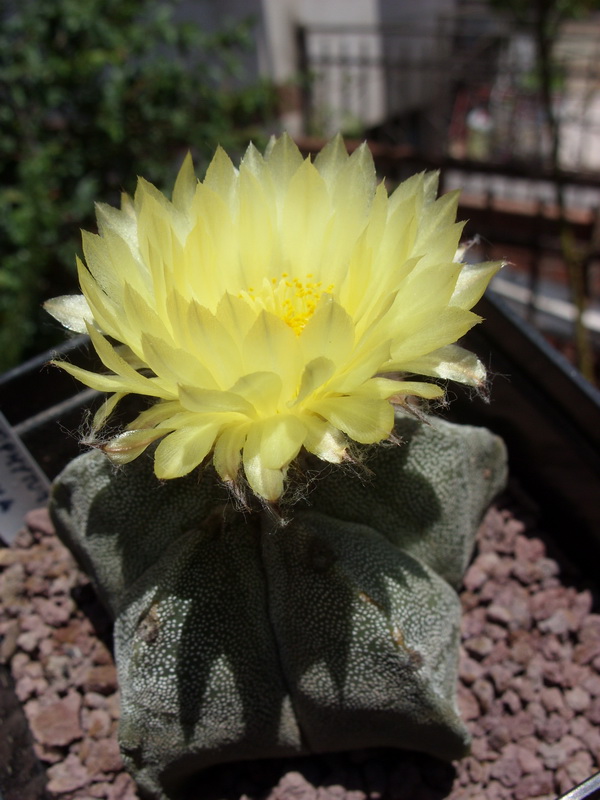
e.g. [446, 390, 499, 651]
[0, 410, 50, 544]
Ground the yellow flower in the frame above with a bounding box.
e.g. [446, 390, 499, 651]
[46, 134, 500, 503]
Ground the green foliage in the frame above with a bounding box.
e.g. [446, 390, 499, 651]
[0, 0, 275, 371]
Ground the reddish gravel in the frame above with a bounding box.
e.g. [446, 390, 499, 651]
[0, 493, 599, 800]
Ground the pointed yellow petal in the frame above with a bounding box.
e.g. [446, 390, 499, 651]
[178, 386, 255, 417]
[332, 341, 391, 393]
[154, 422, 222, 479]
[452, 261, 503, 310]
[313, 395, 394, 444]
[172, 152, 197, 214]
[242, 423, 285, 502]
[256, 415, 307, 470]
[95, 199, 137, 246]
[187, 303, 244, 388]
[77, 257, 126, 342]
[91, 392, 126, 432]
[313, 133, 349, 183]
[388, 380, 444, 400]
[390, 308, 481, 363]
[86, 322, 172, 398]
[303, 415, 347, 463]
[281, 159, 330, 274]
[398, 344, 487, 387]
[354, 377, 443, 401]
[237, 163, 277, 286]
[82, 229, 125, 300]
[264, 132, 304, 193]
[292, 357, 336, 406]
[51, 360, 136, 394]
[216, 292, 258, 341]
[243, 311, 301, 400]
[122, 282, 172, 347]
[330, 142, 376, 212]
[240, 141, 271, 185]
[213, 422, 250, 482]
[187, 184, 237, 303]
[413, 191, 460, 256]
[300, 298, 354, 365]
[134, 175, 175, 218]
[395, 261, 462, 318]
[127, 400, 182, 430]
[102, 428, 168, 465]
[387, 171, 425, 214]
[203, 146, 238, 204]
[44, 295, 93, 334]
[153, 410, 246, 431]
[229, 372, 283, 412]
[141, 332, 219, 391]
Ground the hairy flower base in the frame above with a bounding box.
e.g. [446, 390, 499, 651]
[46, 134, 501, 502]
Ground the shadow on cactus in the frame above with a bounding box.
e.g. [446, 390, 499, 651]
[47, 135, 507, 800]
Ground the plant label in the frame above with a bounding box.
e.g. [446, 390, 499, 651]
[0, 411, 49, 545]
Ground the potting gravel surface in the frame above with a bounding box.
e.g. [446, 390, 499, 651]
[0, 491, 599, 800]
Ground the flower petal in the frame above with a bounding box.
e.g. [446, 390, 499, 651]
[399, 344, 487, 387]
[390, 308, 481, 364]
[313, 395, 395, 444]
[141, 332, 219, 391]
[292, 357, 336, 406]
[51, 359, 140, 395]
[229, 372, 283, 413]
[255, 415, 307, 470]
[44, 295, 94, 333]
[264, 133, 304, 201]
[102, 428, 168, 465]
[203, 146, 238, 205]
[172, 152, 197, 216]
[451, 261, 502, 310]
[300, 298, 354, 365]
[213, 422, 250, 482]
[303, 415, 347, 463]
[127, 400, 182, 430]
[153, 422, 222, 479]
[86, 323, 172, 398]
[313, 133, 348, 182]
[355, 377, 443, 401]
[242, 424, 285, 502]
[243, 311, 301, 401]
[178, 386, 255, 417]
[92, 392, 126, 432]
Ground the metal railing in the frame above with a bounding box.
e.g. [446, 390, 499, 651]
[296, 16, 600, 175]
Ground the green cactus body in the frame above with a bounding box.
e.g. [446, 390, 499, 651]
[50, 414, 507, 800]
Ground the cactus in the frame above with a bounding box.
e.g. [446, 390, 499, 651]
[50, 413, 507, 800]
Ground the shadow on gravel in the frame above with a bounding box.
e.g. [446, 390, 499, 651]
[0, 664, 49, 800]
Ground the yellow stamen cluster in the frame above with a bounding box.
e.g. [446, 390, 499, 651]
[281, 276, 336, 335]
[239, 273, 335, 336]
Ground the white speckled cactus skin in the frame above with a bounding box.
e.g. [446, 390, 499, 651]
[50, 414, 507, 800]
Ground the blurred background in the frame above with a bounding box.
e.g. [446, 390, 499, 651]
[1, 0, 599, 384]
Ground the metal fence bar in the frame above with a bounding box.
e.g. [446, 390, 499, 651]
[296, 19, 600, 174]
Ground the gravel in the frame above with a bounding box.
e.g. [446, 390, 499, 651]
[0, 493, 599, 800]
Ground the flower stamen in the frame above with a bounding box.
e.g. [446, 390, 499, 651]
[241, 273, 335, 335]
